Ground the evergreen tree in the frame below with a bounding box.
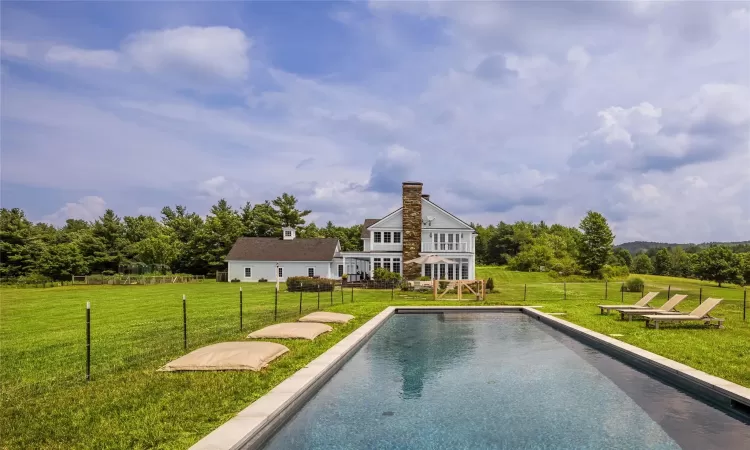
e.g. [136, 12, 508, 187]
[0, 208, 38, 278]
[577, 211, 614, 275]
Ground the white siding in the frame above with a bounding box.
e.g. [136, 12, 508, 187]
[371, 209, 402, 229]
[362, 238, 371, 251]
[228, 261, 333, 282]
[421, 200, 473, 230]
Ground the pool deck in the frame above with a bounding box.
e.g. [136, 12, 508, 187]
[190, 306, 750, 450]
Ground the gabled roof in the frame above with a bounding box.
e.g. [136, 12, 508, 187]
[360, 219, 379, 238]
[226, 237, 339, 261]
[365, 198, 476, 232]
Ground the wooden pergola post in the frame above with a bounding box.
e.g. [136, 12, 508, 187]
[457, 280, 463, 301]
[433, 279, 438, 300]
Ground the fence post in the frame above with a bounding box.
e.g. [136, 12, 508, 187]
[744, 289, 747, 322]
[330, 287, 333, 306]
[605, 281, 608, 300]
[351, 286, 354, 302]
[699, 287, 702, 304]
[621, 283, 624, 303]
[86, 302, 91, 382]
[341, 283, 344, 304]
[524, 284, 527, 302]
[239, 287, 243, 331]
[391, 283, 394, 300]
[667, 285, 671, 299]
[641, 285, 644, 298]
[274, 285, 279, 321]
[182, 294, 187, 350]
[299, 291, 303, 315]
[317, 286, 320, 310]
[564, 282, 567, 300]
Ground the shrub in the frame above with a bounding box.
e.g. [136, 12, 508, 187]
[400, 280, 414, 291]
[419, 276, 432, 281]
[599, 264, 630, 281]
[373, 267, 401, 282]
[486, 277, 494, 293]
[230, 278, 240, 283]
[623, 277, 645, 293]
[286, 276, 337, 292]
[258, 278, 268, 282]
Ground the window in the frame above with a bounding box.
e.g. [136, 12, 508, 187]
[393, 232, 401, 243]
[383, 231, 391, 243]
[308, 267, 315, 277]
[244, 267, 252, 278]
[374, 232, 382, 243]
[392, 258, 401, 275]
[383, 258, 391, 272]
[439, 233, 446, 250]
[373, 258, 382, 270]
[284, 230, 292, 237]
[439, 264, 446, 279]
[278, 267, 283, 278]
[447, 264, 454, 280]
[338, 264, 344, 277]
[448, 233, 454, 251]
[424, 264, 432, 278]
[461, 263, 469, 280]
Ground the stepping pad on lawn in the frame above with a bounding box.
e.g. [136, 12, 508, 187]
[248, 322, 332, 340]
[158, 342, 288, 372]
[299, 311, 355, 324]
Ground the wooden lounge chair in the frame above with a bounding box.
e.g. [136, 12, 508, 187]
[598, 292, 659, 315]
[644, 298, 724, 329]
[616, 294, 687, 321]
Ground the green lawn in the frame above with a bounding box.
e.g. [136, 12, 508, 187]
[1, 271, 748, 449]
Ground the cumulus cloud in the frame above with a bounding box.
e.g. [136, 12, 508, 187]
[569, 83, 750, 175]
[1, 40, 29, 58]
[42, 196, 107, 226]
[45, 45, 119, 69]
[122, 26, 251, 80]
[196, 176, 248, 199]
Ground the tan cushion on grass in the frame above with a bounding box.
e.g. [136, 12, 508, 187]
[299, 311, 355, 324]
[159, 342, 288, 372]
[248, 322, 332, 340]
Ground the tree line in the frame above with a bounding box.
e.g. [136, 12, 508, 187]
[1, 196, 747, 287]
[0, 194, 360, 281]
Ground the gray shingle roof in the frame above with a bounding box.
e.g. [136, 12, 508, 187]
[361, 219, 380, 238]
[226, 237, 339, 261]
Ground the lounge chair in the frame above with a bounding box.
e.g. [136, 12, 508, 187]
[615, 294, 687, 321]
[643, 298, 724, 329]
[598, 292, 659, 315]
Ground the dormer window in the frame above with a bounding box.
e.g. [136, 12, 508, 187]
[282, 227, 295, 240]
[284, 230, 292, 237]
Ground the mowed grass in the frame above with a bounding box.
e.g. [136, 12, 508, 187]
[1, 271, 748, 449]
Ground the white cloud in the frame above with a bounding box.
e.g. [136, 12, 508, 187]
[196, 176, 248, 199]
[122, 26, 251, 80]
[45, 45, 119, 69]
[42, 196, 107, 226]
[1, 40, 29, 58]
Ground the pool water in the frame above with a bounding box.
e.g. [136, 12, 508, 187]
[261, 313, 750, 450]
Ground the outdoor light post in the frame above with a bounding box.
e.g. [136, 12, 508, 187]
[182, 294, 187, 350]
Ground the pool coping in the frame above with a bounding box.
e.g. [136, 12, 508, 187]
[190, 306, 750, 450]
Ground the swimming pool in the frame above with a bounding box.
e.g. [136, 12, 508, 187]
[260, 312, 750, 450]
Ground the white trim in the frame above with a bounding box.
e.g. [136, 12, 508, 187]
[277, 266, 284, 279]
[243, 267, 252, 279]
[307, 267, 315, 277]
[367, 207, 403, 230]
[422, 198, 475, 231]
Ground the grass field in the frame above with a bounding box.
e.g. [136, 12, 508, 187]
[1, 270, 748, 449]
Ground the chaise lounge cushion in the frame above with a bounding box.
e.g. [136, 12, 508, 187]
[159, 342, 289, 372]
[299, 311, 355, 324]
[248, 322, 332, 340]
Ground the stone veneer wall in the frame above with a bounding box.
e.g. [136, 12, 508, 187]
[402, 182, 423, 280]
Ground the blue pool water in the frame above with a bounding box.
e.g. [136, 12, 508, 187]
[261, 313, 750, 450]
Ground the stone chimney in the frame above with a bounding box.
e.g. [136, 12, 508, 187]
[402, 181, 423, 279]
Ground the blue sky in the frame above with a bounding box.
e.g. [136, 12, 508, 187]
[1, 1, 749, 243]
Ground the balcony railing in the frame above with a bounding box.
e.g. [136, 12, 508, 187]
[370, 243, 403, 251]
[421, 242, 471, 252]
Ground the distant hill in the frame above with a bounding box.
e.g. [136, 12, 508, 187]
[616, 240, 750, 254]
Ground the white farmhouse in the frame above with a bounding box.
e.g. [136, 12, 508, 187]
[226, 181, 477, 282]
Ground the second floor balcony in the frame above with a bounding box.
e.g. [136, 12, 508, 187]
[421, 242, 471, 252]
